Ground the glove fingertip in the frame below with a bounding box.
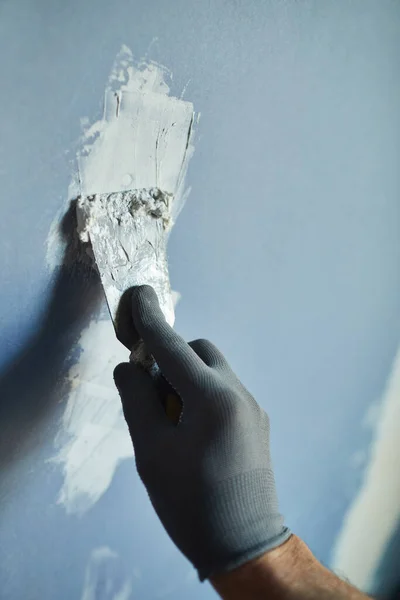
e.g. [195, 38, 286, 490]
[114, 361, 151, 396]
[113, 362, 133, 391]
[132, 285, 161, 319]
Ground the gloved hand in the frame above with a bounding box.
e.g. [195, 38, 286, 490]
[114, 285, 291, 581]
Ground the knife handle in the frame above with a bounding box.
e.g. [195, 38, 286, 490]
[129, 340, 182, 424]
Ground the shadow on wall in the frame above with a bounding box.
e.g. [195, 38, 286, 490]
[0, 201, 103, 478]
[375, 523, 400, 599]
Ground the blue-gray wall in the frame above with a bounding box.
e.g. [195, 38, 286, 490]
[1, 1, 399, 598]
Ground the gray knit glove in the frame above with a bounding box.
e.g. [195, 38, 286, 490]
[114, 285, 291, 581]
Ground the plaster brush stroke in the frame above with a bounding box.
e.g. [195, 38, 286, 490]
[51, 319, 132, 515]
[49, 45, 195, 515]
[331, 345, 400, 592]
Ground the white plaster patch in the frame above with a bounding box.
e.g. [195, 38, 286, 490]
[78, 83, 194, 207]
[45, 44, 194, 270]
[331, 345, 400, 591]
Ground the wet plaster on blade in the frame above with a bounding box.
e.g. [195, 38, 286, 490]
[77, 188, 174, 326]
[48, 45, 195, 515]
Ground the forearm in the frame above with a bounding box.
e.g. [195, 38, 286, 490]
[211, 535, 370, 600]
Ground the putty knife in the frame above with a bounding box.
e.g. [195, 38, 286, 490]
[76, 88, 195, 421]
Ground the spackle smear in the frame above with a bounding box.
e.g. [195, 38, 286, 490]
[48, 45, 193, 515]
[331, 345, 400, 592]
[51, 319, 132, 515]
[81, 546, 132, 600]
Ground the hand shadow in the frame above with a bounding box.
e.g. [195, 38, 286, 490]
[0, 200, 104, 476]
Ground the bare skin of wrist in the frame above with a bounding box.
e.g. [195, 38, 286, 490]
[211, 535, 371, 600]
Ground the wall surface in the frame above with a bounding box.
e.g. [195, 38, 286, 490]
[1, 1, 400, 599]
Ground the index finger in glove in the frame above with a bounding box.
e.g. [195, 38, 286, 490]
[131, 286, 208, 391]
